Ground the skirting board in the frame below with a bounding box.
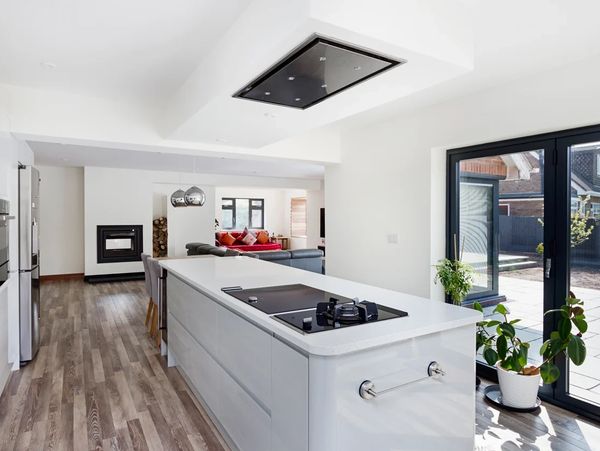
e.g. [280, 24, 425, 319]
[84, 272, 145, 284]
[40, 273, 84, 282]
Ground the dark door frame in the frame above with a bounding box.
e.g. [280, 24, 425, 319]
[447, 123, 600, 422]
[456, 174, 500, 303]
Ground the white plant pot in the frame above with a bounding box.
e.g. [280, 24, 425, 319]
[496, 364, 541, 409]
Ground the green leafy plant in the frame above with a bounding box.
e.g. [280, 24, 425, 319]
[537, 195, 595, 254]
[434, 259, 474, 305]
[474, 295, 587, 384]
[434, 235, 474, 305]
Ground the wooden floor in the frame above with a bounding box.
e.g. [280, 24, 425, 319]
[0, 279, 599, 450]
[0, 279, 228, 451]
[475, 379, 600, 450]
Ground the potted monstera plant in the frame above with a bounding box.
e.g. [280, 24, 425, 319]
[474, 295, 588, 409]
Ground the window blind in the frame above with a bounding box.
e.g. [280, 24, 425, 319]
[290, 197, 307, 237]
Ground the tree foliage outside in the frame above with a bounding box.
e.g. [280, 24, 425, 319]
[537, 195, 596, 254]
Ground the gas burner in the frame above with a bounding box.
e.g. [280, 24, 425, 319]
[316, 297, 379, 324]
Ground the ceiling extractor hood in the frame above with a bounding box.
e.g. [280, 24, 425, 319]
[233, 36, 404, 110]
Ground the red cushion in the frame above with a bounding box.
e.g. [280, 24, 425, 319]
[219, 233, 237, 246]
[236, 227, 250, 244]
[226, 243, 282, 251]
[256, 230, 270, 244]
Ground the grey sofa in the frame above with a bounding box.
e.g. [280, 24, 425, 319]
[185, 242, 324, 274]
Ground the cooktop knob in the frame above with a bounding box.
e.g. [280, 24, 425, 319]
[248, 296, 258, 303]
[302, 317, 313, 330]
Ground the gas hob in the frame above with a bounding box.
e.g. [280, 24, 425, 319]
[222, 284, 408, 334]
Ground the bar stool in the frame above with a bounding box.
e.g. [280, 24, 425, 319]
[148, 258, 161, 347]
[141, 254, 154, 331]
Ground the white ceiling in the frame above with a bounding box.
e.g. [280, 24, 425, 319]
[29, 141, 325, 179]
[4, 0, 600, 175]
[0, 0, 252, 106]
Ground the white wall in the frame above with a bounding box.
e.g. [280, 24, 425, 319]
[38, 166, 84, 275]
[85, 167, 154, 276]
[326, 53, 600, 301]
[85, 167, 322, 275]
[165, 184, 215, 257]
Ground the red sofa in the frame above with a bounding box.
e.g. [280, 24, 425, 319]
[216, 231, 282, 252]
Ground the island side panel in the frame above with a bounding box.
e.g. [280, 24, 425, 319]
[308, 324, 476, 451]
[167, 274, 273, 451]
[271, 338, 309, 451]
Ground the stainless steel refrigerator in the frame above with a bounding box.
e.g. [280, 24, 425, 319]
[19, 165, 40, 362]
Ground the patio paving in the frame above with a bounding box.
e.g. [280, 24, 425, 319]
[478, 274, 600, 406]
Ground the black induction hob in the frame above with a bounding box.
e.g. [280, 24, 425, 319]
[222, 284, 408, 334]
[222, 284, 349, 314]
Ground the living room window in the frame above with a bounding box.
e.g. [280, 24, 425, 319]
[221, 198, 264, 230]
[290, 197, 307, 237]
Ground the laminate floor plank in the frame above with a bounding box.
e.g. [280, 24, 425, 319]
[0, 279, 226, 451]
[1, 279, 598, 451]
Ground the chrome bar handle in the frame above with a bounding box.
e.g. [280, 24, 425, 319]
[359, 361, 445, 400]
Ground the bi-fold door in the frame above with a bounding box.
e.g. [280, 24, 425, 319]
[448, 125, 600, 420]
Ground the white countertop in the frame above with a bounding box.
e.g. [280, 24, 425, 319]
[160, 256, 481, 356]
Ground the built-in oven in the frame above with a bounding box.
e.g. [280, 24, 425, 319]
[0, 199, 12, 288]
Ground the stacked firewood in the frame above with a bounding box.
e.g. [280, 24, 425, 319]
[153, 217, 168, 257]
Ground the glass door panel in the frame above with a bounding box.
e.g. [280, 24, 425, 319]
[564, 137, 600, 410]
[455, 147, 547, 369]
[460, 178, 496, 296]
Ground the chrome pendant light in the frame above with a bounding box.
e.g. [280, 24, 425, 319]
[170, 189, 186, 207]
[184, 186, 206, 206]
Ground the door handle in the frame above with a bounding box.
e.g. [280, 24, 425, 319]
[544, 258, 552, 279]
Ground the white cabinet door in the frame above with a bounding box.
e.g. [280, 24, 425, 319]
[216, 304, 272, 408]
[168, 275, 218, 355]
[271, 338, 308, 451]
[168, 313, 221, 416]
[308, 325, 475, 451]
[220, 365, 271, 451]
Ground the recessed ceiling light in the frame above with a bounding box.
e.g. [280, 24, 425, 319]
[287, 76, 295, 81]
[319, 56, 326, 62]
[40, 62, 57, 70]
[264, 91, 271, 96]
[294, 97, 301, 102]
[354, 66, 361, 71]
[321, 83, 327, 88]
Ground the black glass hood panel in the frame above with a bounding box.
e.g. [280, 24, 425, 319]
[233, 36, 404, 109]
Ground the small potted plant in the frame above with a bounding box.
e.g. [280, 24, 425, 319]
[434, 236, 474, 305]
[474, 295, 588, 409]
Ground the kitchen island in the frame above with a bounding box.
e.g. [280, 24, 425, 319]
[160, 255, 481, 451]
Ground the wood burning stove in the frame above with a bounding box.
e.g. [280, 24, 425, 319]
[97, 225, 143, 263]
